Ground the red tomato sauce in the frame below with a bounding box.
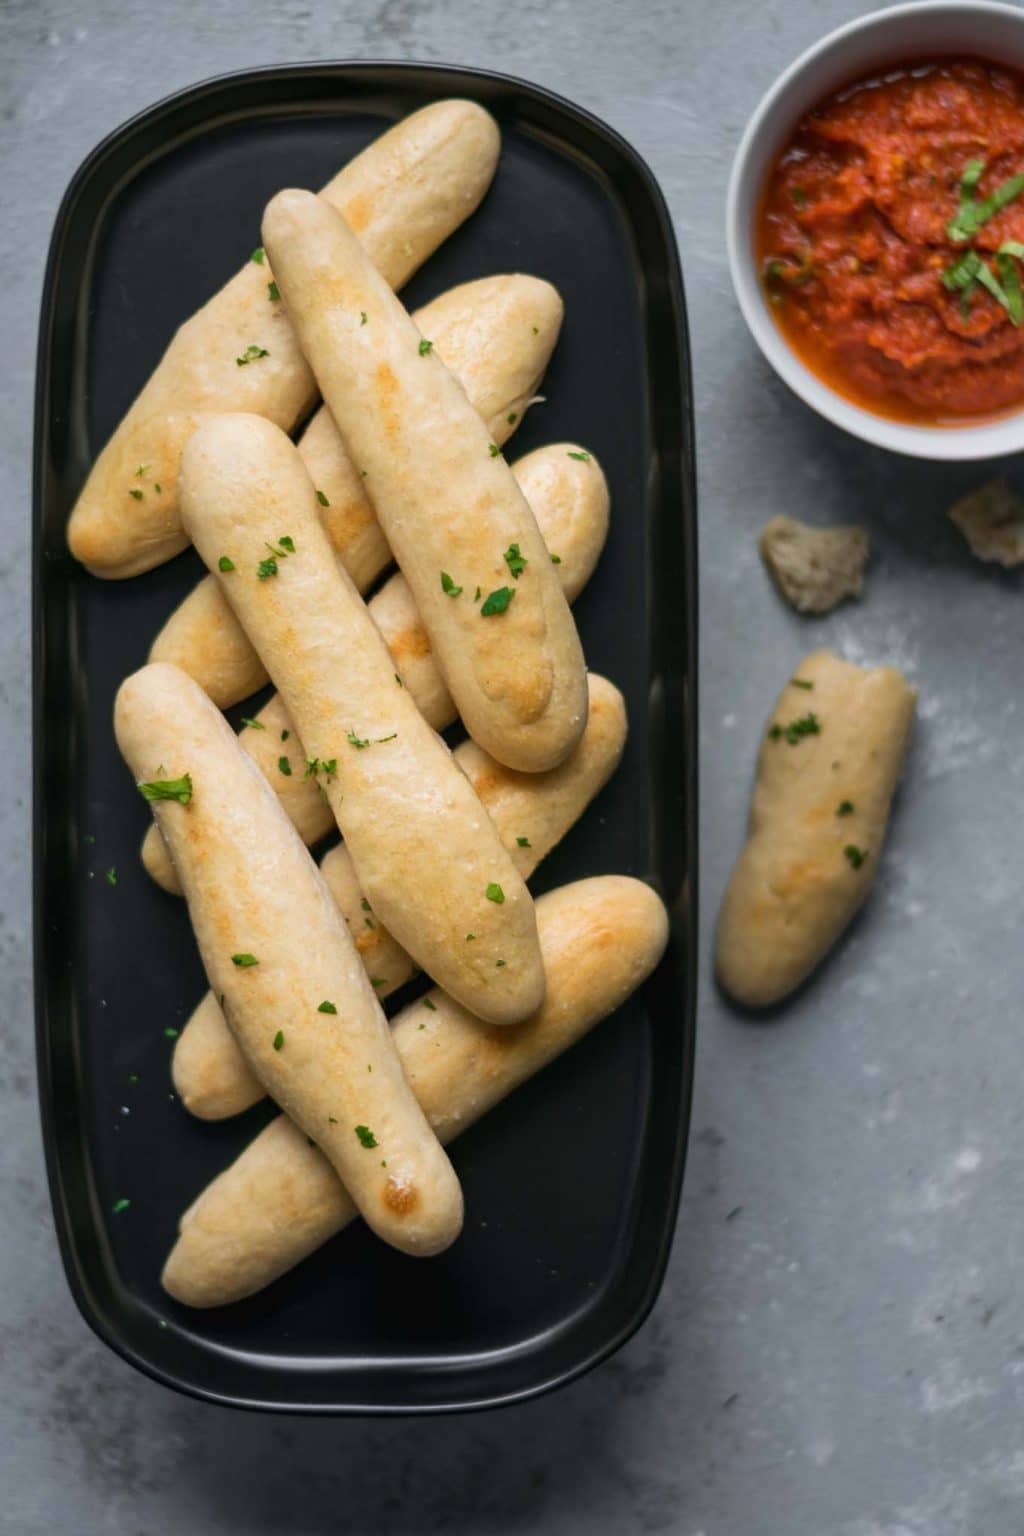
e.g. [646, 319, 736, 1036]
[757, 60, 1024, 423]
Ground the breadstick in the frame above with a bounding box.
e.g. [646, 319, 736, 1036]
[716, 649, 916, 1007]
[173, 673, 627, 1119]
[114, 663, 463, 1257]
[148, 274, 563, 707]
[180, 413, 542, 1025]
[163, 876, 668, 1307]
[262, 189, 588, 772]
[141, 441, 608, 894]
[67, 100, 499, 579]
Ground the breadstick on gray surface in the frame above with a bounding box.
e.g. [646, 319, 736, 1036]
[148, 274, 564, 708]
[114, 663, 463, 1257]
[262, 188, 588, 773]
[172, 672, 627, 1119]
[163, 876, 668, 1307]
[141, 440, 609, 894]
[67, 100, 500, 579]
[180, 413, 543, 1026]
[716, 649, 916, 1008]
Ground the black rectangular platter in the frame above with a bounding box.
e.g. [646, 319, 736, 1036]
[34, 61, 698, 1414]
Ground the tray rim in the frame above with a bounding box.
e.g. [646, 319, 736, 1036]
[33, 57, 699, 1417]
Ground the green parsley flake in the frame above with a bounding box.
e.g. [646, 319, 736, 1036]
[441, 570, 463, 597]
[218, 555, 235, 572]
[113, 1198, 131, 1214]
[504, 543, 527, 579]
[361, 898, 371, 912]
[474, 586, 481, 601]
[138, 774, 192, 806]
[257, 557, 278, 579]
[423, 997, 437, 1011]
[347, 731, 369, 749]
[251, 246, 265, 264]
[278, 756, 292, 776]
[769, 712, 820, 746]
[486, 882, 505, 904]
[268, 281, 280, 301]
[281, 730, 290, 741]
[236, 343, 269, 365]
[316, 489, 330, 507]
[496, 958, 506, 967]
[240, 716, 264, 730]
[164, 1027, 179, 1039]
[791, 678, 814, 690]
[129, 488, 144, 500]
[318, 1000, 338, 1014]
[278, 535, 295, 553]
[507, 411, 518, 424]
[567, 449, 591, 462]
[355, 1124, 378, 1148]
[105, 866, 117, 886]
[516, 836, 531, 847]
[273, 1030, 284, 1051]
[418, 338, 433, 355]
[466, 933, 476, 941]
[370, 978, 386, 989]
[550, 553, 562, 564]
[395, 673, 403, 686]
[135, 464, 148, 477]
[837, 800, 855, 816]
[489, 443, 501, 457]
[360, 311, 367, 325]
[232, 952, 258, 967]
[844, 845, 868, 870]
[481, 586, 515, 616]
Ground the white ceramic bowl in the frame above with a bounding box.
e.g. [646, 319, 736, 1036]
[726, 0, 1024, 460]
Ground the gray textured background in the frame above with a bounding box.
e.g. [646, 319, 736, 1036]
[4, 1, 1024, 1532]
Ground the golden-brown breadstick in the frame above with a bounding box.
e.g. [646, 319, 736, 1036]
[67, 101, 500, 579]
[148, 275, 564, 708]
[180, 413, 542, 1025]
[114, 663, 463, 1257]
[172, 673, 627, 1119]
[141, 441, 609, 894]
[162, 876, 668, 1307]
[716, 649, 916, 1007]
[262, 189, 588, 772]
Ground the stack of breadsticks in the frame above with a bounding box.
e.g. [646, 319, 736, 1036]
[70, 100, 669, 1308]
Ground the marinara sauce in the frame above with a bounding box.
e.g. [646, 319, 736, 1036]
[758, 60, 1024, 423]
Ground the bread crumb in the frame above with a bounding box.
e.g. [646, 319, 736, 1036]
[948, 479, 1024, 568]
[759, 516, 869, 615]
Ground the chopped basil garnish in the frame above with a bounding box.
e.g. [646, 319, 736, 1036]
[504, 543, 527, 579]
[138, 774, 192, 805]
[948, 159, 1024, 243]
[481, 586, 514, 616]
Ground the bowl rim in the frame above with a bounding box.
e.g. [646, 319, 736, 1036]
[725, 0, 1024, 461]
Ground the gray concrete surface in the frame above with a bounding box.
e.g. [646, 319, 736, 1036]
[4, 0, 1024, 1531]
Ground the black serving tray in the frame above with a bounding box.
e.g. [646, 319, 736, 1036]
[34, 62, 698, 1415]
